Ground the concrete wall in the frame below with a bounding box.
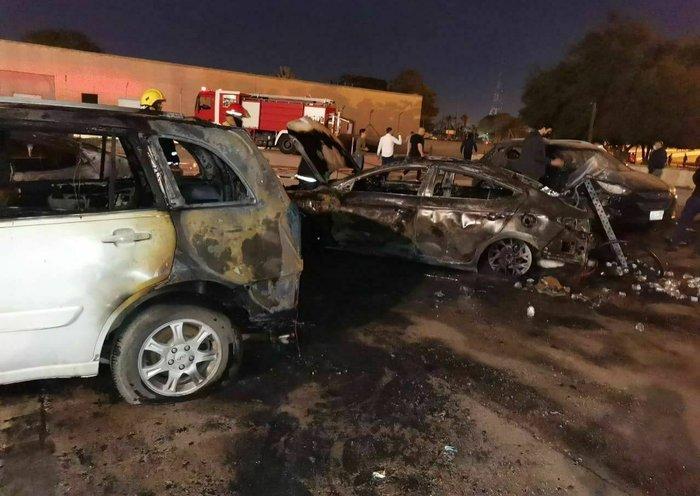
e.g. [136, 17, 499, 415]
[0, 39, 422, 140]
[628, 164, 697, 189]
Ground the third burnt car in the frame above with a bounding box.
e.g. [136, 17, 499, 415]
[483, 139, 677, 226]
[286, 118, 591, 277]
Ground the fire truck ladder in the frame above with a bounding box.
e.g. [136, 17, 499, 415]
[583, 179, 628, 270]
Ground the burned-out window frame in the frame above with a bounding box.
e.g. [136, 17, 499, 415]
[424, 166, 522, 200]
[346, 164, 432, 197]
[149, 133, 257, 209]
[0, 122, 165, 218]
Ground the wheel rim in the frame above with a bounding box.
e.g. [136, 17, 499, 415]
[138, 319, 224, 397]
[487, 239, 533, 276]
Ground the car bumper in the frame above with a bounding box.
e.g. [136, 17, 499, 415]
[604, 192, 676, 225]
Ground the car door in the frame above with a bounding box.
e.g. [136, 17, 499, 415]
[146, 124, 303, 289]
[328, 166, 429, 258]
[415, 167, 524, 266]
[0, 128, 175, 383]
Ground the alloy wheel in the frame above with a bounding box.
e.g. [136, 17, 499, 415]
[137, 319, 224, 397]
[487, 239, 533, 276]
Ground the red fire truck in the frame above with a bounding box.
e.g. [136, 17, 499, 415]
[194, 88, 353, 153]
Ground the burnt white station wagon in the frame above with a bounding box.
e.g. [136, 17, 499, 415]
[0, 98, 303, 403]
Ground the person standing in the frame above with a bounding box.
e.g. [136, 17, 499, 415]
[353, 128, 368, 171]
[376, 127, 402, 165]
[408, 127, 426, 159]
[460, 132, 477, 160]
[683, 153, 688, 167]
[667, 167, 700, 248]
[509, 126, 562, 181]
[648, 141, 667, 177]
[356, 128, 368, 152]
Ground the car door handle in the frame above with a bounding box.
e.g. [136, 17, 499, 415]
[102, 228, 152, 245]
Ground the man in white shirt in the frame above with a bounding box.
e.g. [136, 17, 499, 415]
[376, 127, 402, 165]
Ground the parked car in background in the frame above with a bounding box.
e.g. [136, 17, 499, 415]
[286, 118, 591, 277]
[482, 139, 677, 225]
[0, 98, 303, 403]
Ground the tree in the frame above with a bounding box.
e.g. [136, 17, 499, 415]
[276, 66, 296, 79]
[21, 29, 103, 53]
[336, 74, 388, 91]
[478, 113, 527, 141]
[520, 15, 700, 152]
[388, 69, 439, 130]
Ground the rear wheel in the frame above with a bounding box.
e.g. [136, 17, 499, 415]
[484, 239, 534, 277]
[277, 134, 295, 154]
[111, 304, 239, 404]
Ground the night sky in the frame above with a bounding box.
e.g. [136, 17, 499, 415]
[0, 0, 697, 119]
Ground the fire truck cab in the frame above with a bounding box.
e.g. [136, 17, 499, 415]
[195, 89, 353, 154]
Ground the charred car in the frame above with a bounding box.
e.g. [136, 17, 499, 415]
[483, 139, 677, 225]
[286, 118, 591, 276]
[0, 98, 302, 403]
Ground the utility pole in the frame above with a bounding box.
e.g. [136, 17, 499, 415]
[587, 101, 597, 142]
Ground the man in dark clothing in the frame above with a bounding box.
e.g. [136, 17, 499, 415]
[668, 168, 700, 247]
[648, 141, 667, 177]
[508, 127, 561, 181]
[408, 127, 426, 159]
[460, 132, 477, 160]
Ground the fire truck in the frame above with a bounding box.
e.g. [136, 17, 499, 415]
[194, 88, 353, 153]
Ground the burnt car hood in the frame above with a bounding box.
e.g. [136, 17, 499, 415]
[597, 167, 670, 192]
[287, 117, 361, 184]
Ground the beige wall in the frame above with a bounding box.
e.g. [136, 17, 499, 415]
[0, 39, 422, 140]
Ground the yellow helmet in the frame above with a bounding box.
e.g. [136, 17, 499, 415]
[140, 88, 166, 108]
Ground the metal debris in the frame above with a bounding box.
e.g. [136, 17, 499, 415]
[442, 445, 458, 461]
[372, 470, 386, 481]
[534, 276, 570, 297]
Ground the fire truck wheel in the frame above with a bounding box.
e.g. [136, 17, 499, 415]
[278, 135, 295, 154]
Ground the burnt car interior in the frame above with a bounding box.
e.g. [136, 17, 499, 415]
[156, 138, 252, 205]
[432, 170, 514, 199]
[0, 129, 155, 218]
[353, 167, 426, 195]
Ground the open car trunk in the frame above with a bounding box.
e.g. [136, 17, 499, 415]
[286, 117, 361, 187]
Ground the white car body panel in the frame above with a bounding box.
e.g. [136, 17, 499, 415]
[0, 210, 176, 384]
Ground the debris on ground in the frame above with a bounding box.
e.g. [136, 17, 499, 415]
[534, 276, 571, 297]
[635, 323, 645, 332]
[442, 445, 458, 462]
[371, 470, 386, 482]
[527, 305, 535, 318]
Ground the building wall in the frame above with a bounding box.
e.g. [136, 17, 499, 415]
[0, 39, 422, 140]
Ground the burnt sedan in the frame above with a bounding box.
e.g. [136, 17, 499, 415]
[483, 139, 677, 226]
[286, 118, 591, 276]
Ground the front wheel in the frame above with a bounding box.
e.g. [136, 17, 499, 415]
[483, 239, 534, 277]
[111, 304, 239, 404]
[277, 134, 295, 154]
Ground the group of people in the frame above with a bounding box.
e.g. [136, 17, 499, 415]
[370, 127, 427, 165]
[367, 127, 478, 165]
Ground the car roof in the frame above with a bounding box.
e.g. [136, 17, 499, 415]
[0, 96, 216, 128]
[497, 138, 603, 151]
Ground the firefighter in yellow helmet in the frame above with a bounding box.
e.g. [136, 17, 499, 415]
[140, 88, 166, 111]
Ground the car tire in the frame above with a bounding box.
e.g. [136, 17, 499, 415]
[277, 134, 295, 154]
[110, 304, 239, 404]
[481, 238, 535, 278]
